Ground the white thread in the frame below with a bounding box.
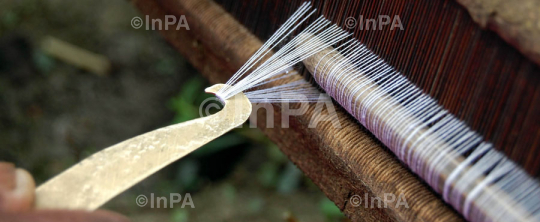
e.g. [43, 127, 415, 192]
[217, 3, 540, 221]
[215, 3, 349, 103]
[308, 39, 540, 222]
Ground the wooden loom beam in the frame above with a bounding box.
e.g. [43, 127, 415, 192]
[131, 0, 463, 221]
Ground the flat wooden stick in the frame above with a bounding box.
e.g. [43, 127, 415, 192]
[40, 36, 111, 76]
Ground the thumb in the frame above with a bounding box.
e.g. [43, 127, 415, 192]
[0, 163, 35, 212]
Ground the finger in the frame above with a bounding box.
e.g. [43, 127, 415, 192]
[0, 163, 35, 212]
[0, 210, 130, 222]
[0, 163, 16, 191]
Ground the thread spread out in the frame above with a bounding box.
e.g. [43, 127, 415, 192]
[215, 2, 349, 103]
[216, 2, 540, 222]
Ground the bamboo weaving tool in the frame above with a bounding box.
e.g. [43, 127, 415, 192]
[33, 5, 351, 211]
[35, 85, 252, 209]
[124, 0, 540, 221]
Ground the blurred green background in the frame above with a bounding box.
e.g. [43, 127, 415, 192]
[0, 0, 346, 221]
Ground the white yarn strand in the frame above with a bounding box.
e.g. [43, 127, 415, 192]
[311, 39, 540, 222]
[216, 4, 349, 103]
[214, 3, 540, 221]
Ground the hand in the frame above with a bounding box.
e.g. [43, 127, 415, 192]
[0, 162, 129, 222]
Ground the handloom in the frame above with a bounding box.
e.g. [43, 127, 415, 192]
[130, 0, 540, 221]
